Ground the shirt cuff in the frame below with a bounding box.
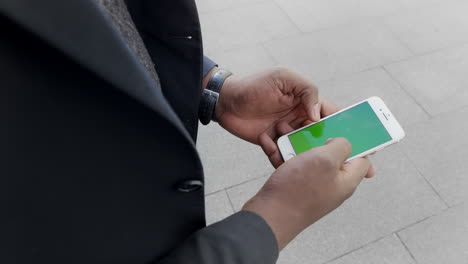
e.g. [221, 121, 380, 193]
[203, 56, 218, 77]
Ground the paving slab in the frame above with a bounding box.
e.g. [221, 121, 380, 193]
[263, 22, 412, 82]
[384, 0, 468, 54]
[275, 0, 444, 33]
[327, 234, 416, 264]
[385, 44, 468, 117]
[227, 147, 446, 264]
[199, 2, 299, 55]
[205, 190, 234, 225]
[399, 106, 468, 206]
[398, 202, 468, 264]
[316, 68, 429, 127]
[226, 176, 269, 211]
[197, 123, 274, 194]
[197, 0, 467, 263]
[275, 0, 400, 33]
[206, 45, 277, 76]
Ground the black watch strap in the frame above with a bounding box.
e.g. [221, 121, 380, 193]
[198, 89, 219, 125]
[199, 69, 232, 125]
[206, 69, 232, 93]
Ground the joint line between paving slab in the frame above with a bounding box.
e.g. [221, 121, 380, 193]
[225, 189, 237, 213]
[323, 205, 452, 263]
[400, 149, 451, 209]
[205, 174, 268, 196]
[381, 66, 432, 119]
[322, 235, 389, 264]
[395, 206, 450, 236]
[396, 232, 419, 264]
[271, 0, 303, 34]
[260, 42, 281, 66]
[204, 188, 225, 197]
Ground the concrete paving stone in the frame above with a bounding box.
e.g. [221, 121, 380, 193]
[384, 0, 468, 55]
[196, 0, 269, 13]
[205, 190, 234, 225]
[385, 44, 468, 117]
[226, 176, 269, 211]
[197, 1, 465, 262]
[228, 146, 446, 264]
[274, 0, 400, 33]
[199, 2, 300, 55]
[397, 0, 444, 7]
[263, 22, 412, 82]
[274, 0, 443, 33]
[197, 123, 274, 194]
[398, 202, 468, 264]
[327, 234, 416, 264]
[206, 45, 277, 76]
[316, 68, 429, 127]
[398, 106, 468, 206]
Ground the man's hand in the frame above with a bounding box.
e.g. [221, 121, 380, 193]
[242, 138, 373, 250]
[258, 99, 341, 168]
[216, 67, 321, 145]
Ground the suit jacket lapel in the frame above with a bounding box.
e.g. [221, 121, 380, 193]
[0, 0, 194, 143]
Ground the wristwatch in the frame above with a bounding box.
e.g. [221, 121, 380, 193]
[198, 69, 232, 125]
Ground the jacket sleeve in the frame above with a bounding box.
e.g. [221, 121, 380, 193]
[157, 211, 279, 264]
[202, 56, 217, 77]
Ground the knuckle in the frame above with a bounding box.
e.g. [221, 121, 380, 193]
[303, 84, 319, 99]
[289, 165, 302, 176]
[336, 137, 352, 154]
[309, 82, 319, 93]
[314, 151, 337, 170]
[362, 158, 372, 169]
[366, 158, 373, 166]
[272, 66, 295, 81]
[290, 153, 318, 172]
[271, 159, 282, 169]
[274, 66, 289, 74]
[282, 158, 303, 174]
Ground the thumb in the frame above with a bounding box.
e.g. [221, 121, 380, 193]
[300, 89, 320, 122]
[340, 158, 371, 194]
[282, 69, 319, 121]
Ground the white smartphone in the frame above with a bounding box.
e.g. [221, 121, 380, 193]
[278, 97, 405, 162]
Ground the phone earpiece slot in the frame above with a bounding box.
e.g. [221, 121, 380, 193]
[382, 113, 389, 121]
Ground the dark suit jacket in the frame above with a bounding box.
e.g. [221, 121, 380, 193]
[0, 0, 278, 263]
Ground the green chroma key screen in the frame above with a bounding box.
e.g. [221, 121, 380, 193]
[289, 102, 392, 158]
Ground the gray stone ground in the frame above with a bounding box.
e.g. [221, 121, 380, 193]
[196, 0, 468, 263]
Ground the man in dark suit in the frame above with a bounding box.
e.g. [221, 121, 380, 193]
[0, 0, 374, 263]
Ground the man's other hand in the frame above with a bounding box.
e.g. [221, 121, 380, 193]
[242, 138, 373, 250]
[216, 67, 320, 146]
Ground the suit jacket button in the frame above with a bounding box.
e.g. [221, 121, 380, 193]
[177, 180, 203, 193]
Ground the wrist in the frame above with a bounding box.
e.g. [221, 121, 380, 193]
[214, 74, 236, 121]
[242, 195, 305, 250]
[199, 68, 233, 125]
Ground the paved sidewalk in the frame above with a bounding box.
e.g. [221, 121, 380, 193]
[196, 0, 468, 263]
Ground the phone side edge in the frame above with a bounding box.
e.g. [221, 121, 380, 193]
[346, 138, 399, 162]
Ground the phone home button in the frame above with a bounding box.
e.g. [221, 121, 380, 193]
[287, 153, 296, 159]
